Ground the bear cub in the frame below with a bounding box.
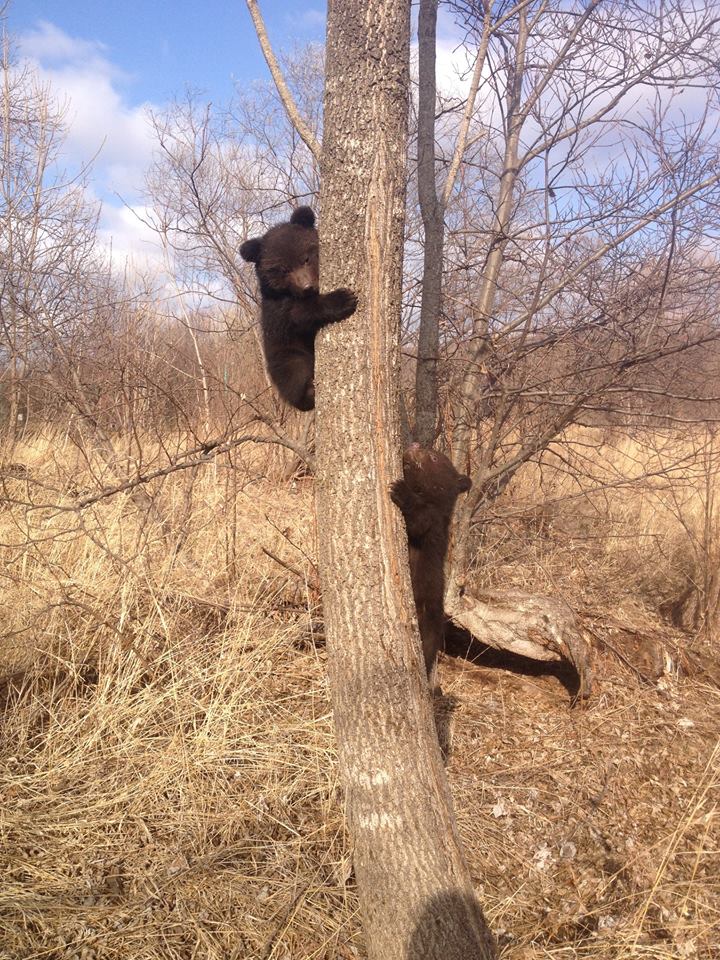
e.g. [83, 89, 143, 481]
[240, 207, 357, 411]
[391, 443, 472, 680]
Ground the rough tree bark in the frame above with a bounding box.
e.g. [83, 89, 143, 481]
[414, 0, 443, 447]
[315, 1, 496, 958]
[414, 0, 491, 445]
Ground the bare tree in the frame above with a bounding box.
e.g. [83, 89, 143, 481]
[144, 1, 720, 680]
[414, 0, 494, 444]
[313, 2, 496, 958]
[244, 0, 321, 163]
[440, 0, 720, 522]
[407, 1, 720, 667]
[0, 31, 102, 443]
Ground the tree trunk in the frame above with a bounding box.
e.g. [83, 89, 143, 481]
[450, 6, 528, 480]
[315, 2, 496, 958]
[414, 0, 443, 446]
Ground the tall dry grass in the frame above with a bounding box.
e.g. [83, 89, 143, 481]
[1, 427, 718, 958]
[474, 427, 720, 627]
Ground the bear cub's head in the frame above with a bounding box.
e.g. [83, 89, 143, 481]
[403, 443, 472, 509]
[240, 207, 319, 299]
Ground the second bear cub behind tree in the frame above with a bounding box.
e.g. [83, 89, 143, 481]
[240, 207, 358, 411]
[391, 444, 472, 682]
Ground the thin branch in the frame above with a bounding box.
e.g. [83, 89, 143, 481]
[442, 1, 492, 208]
[509, 169, 720, 333]
[261, 547, 315, 585]
[59, 430, 309, 512]
[518, 0, 604, 125]
[245, 0, 322, 164]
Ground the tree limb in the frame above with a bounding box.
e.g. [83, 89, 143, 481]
[244, 0, 322, 164]
[442, 2, 493, 207]
[56, 430, 307, 512]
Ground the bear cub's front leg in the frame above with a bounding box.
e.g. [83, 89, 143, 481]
[319, 288, 358, 325]
[290, 287, 357, 333]
[390, 479, 433, 542]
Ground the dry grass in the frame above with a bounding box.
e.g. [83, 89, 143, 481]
[1, 429, 718, 959]
[475, 428, 720, 618]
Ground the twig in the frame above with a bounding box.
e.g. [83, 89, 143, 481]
[245, 0, 322, 164]
[261, 546, 314, 586]
[59, 430, 305, 512]
[252, 410, 315, 469]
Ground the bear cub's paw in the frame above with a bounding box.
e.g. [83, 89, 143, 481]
[390, 479, 411, 513]
[325, 288, 358, 321]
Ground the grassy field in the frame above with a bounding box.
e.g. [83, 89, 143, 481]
[1, 429, 718, 959]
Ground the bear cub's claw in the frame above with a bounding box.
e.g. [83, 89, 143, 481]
[326, 288, 358, 321]
[390, 479, 410, 512]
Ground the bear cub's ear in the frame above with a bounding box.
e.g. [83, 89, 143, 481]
[240, 238, 263, 263]
[290, 207, 316, 229]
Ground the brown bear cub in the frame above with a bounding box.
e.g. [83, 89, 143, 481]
[240, 207, 357, 411]
[391, 443, 472, 680]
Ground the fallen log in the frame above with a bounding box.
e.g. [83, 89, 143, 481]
[445, 589, 594, 698]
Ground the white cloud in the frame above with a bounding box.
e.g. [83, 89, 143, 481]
[45, 70, 153, 195]
[286, 9, 325, 31]
[19, 20, 109, 66]
[96, 201, 166, 277]
[19, 21, 155, 195]
[17, 20, 160, 269]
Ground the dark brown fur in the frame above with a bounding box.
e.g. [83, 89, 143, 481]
[391, 444, 472, 677]
[240, 207, 357, 411]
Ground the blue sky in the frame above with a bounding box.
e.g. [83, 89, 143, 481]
[8, 1, 327, 267]
[11, 1, 326, 104]
[6, 1, 467, 271]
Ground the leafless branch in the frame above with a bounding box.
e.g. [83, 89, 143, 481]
[244, 0, 322, 164]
